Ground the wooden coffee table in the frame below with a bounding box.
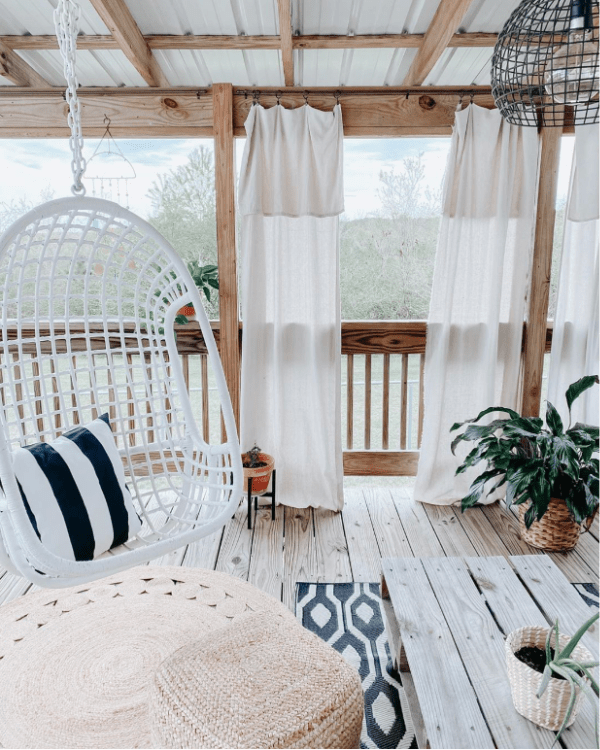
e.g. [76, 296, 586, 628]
[381, 555, 598, 749]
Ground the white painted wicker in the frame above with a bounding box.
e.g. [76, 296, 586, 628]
[505, 625, 594, 732]
[0, 197, 242, 587]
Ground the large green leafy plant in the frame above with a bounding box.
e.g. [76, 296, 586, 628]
[450, 376, 599, 527]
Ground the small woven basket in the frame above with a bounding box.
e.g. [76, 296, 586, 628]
[518, 497, 582, 551]
[505, 625, 593, 731]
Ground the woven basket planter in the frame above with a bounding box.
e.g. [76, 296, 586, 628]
[242, 451, 274, 497]
[505, 625, 593, 731]
[518, 497, 582, 551]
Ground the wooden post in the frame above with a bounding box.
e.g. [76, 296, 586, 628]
[213, 83, 240, 431]
[521, 125, 562, 417]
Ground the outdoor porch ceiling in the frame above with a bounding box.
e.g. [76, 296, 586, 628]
[0, 0, 522, 89]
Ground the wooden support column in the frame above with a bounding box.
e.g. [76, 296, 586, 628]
[277, 0, 294, 87]
[521, 125, 562, 417]
[213, 83, 240, 431]
[0, 40, 52, 87]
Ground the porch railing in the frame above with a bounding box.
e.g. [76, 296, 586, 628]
[3, 320, 553, 478]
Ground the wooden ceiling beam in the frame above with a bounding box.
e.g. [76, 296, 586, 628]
[403, 0, 476, 86]
[0, 39, 52, 87]
[277, 0, 294, 86]
[88, 0, 169, 87]
[0, 32, 500, 52]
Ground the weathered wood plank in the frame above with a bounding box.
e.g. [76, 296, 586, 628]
[181, 527, 224, 570]
[248, 505, 284, 601]
[343, 451, 419, 476]
[382, 557, 495, 749]
[313, 508, 352, 585]
[276, 0, 294, 86]
[0, 40, 52, 87]
[423, 557, 552, 748]
[214, 507, 253, 581]
[421, 503, 478, 557]
[511, 555, 598, 659]
[363, 489, 413, 558]
[382, 353, 390, 450]
[341, 489, 382, 582]
[282, 507, 317, 611]
[346, 353, 354, 449]
[400, 353, 408, 449]
[454, 506, 513, 557]
[391, 488, 444, 557]
[364, 354, 372, 450]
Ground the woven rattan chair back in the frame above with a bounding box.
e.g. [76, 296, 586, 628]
[0, 197, 242, 586]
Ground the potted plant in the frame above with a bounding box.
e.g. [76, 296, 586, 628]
[451, 376, 599, 551]
[505, 613, 598, 743]
[176, 262, 219, 321]
[242, 445, 274, 496]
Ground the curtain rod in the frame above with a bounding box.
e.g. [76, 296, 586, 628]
[234, 87, 490, 99]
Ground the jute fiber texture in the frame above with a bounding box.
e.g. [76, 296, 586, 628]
[0, 566, 293, 749]
[505, 625, 593, 731]
[518, 498, 582, 551]
[151, 610, 364, 749]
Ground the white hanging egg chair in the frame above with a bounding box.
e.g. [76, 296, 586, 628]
[0, 0, 242, 587]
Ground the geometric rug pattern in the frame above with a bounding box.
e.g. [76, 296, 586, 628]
[296, 582, 417, 749]
[296, 581, 599, 750]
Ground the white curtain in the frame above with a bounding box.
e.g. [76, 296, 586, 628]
[414, 104, 540, 506]
[238, 103, 344, 511]
[548, 125, 599, 425]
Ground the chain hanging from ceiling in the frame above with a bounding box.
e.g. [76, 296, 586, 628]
[492, 0, 599, 127]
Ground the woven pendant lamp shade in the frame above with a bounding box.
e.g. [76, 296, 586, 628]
[492, 0, 599, 127]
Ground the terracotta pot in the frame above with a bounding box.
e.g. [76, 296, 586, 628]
[242, 451, 274, 497]
[505, 625, 592, 731]
[518, 497, 582, 551]
[177, 305, 195, 318]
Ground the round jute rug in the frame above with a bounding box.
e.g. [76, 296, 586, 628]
[0, 566, 294, 749]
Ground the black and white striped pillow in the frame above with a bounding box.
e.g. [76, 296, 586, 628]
[12, 414, 141, 562]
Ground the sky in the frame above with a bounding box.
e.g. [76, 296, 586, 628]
[0, 134, 575, 222]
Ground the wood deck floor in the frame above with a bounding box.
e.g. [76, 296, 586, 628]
[0, 487, 597, 610]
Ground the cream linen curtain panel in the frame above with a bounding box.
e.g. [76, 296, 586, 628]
[548, 125, 599, 425]
[238, 103, 344, 511]
[414, 104, 540, 506]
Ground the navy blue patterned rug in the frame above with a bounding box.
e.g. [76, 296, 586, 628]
[296, 581, 598, 750]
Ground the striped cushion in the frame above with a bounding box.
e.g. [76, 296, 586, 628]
[12, 414, 142, 562]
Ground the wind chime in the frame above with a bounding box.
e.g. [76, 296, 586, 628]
[84, 116, 136, 206]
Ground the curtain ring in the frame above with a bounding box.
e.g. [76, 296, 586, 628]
[469, 91, 475, 105]
[334, 89, 341, 106]
[405, 90, 410, 100]
[252, 91, 260, 106]
[303, 90, 309, 104]
[456, 91, 464, 111]
[276, 90, 282, 105]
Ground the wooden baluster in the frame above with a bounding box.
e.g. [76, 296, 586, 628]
[400, 353, 408, 450]
[88, 355, 99, 421]
[364, 354, 371, 450]
[201, 354, 209, 443]
[418, 353, 425, 447]
[12, 354, 25, 430]
[71, 356, 80, 424]
[126, 353, 136, 447]
[106, 355, 117, 422]
[31, 356, 44, 435]
[163, 353, 172, 425]
[49, 358, 61, 431]
[144, 353, 155, 443]
[382, 353, 390, 450]
[182, 354, 190, 394]
[346, 354, 354, 450]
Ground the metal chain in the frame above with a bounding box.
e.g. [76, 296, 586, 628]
[54, 0, 86, 196]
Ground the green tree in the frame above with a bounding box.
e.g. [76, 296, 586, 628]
[340, 154, 441, 320]
[147, 146, 219, 318]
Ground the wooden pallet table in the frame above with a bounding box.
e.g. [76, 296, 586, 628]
[381, 555, 598, 750]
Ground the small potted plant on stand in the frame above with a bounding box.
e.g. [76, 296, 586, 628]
[505, 613, 598, 743]
[176, 262, 219, 322]
[242, 445, 275, 530]
[451, 376, 599, 551]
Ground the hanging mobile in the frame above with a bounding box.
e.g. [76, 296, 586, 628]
[84, 116, 136, 207]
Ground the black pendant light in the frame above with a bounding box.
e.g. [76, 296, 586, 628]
[492, 0, 599, 127]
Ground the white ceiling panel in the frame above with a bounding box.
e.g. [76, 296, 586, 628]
[156, 49, 282, 87]
[424, 47, 494, 86]
[0, 0, 110, 34]
[17, 49, 148, 87]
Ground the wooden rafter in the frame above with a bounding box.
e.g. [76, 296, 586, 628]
[0, 32, 500, 52]
[0, 40, 52, 87]
[403, 0, 475, 86]
[88, 0, 169, 87]
[277, 0, 294, 87]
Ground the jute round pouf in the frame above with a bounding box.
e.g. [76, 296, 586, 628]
[0, 566, 294, 749]
[151, 610, 364, 749]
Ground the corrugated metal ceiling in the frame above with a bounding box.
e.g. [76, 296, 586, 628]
[0, 0, 522, 87]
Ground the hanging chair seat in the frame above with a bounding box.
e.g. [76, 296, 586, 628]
[0, 197, 242, 587]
